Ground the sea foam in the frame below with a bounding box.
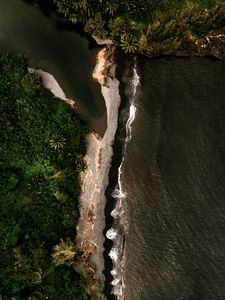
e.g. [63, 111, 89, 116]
[106, 58, 140, 299]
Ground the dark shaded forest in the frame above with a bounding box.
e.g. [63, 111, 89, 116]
[52, 0, 225, 56]
[0, 54, 91, 299]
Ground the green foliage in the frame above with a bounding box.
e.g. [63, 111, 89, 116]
[0, 169, 19, 193]
[104, 0, 119, 16]
[49, 132, 66, 150]
[53, 0, 225, 55]
[52, 238, 76, 267]
[0, 54, 91, 299]
[120, 34, 138, 53]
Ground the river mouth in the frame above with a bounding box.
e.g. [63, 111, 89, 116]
[0, 0, 107, 135]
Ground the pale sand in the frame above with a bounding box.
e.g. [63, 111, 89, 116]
[29, 68, 66, 100]
[30, 68, 76, 109]
[77, 48, 120, 298]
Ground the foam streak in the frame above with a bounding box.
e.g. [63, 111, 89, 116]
[107, 58, 140, 299]
[76, 46, 120, 299]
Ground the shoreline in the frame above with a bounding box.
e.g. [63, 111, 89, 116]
[29, 68, 66, 100]
[29, 51, 121, 299]
[152, 34, 225, 59]
[76, 46, 121, 299]
[27, 39, 225, 299]
[29, 68, 75, 110]
[93, 33, 225, 60]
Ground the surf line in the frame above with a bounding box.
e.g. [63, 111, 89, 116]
[75, 45, 122, 300]
[106, 57, 140, 299]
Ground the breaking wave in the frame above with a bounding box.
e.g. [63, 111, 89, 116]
[106, 58, 140, 299]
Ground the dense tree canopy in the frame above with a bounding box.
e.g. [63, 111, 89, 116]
[53, 0, 225, 55]
[0, 54, 91, 299]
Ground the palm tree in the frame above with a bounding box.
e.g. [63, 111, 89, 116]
[49, 133, 66, 150]
[104, 0, 118, 16]
[69, 13, 78, 24]
[125, 0, 148, 19]
[138, 34, 148, 51]
[54, 0, 70, 17]
[52, 238, 76, 267]
[120, 34, 138, 53]
[84, 13, 107, 37]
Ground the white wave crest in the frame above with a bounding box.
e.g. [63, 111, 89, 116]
[132, 61, 140, 96]
[126, 103, 136, 142]
[111, 208, 120, 218]
[109, 58, 140, 300]
[106, 228, 118, 240]
[109, 247, 119, 262]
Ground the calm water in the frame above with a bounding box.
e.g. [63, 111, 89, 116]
[119, 57, 225, 300]
[0, 0, 106, 132]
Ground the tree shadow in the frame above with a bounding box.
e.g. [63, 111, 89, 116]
[21, 0, 56, 18]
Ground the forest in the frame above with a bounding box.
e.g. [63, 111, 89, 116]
[0, 54, 91, 299]
[51, 0, 225, 56]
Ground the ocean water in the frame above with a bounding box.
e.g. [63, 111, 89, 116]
[108, 57, 225, 300]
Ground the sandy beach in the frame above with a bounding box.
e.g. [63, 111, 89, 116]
[76, 47, 121, 298]
[28, 68, 66, 100]
[31, 47, 120, 299]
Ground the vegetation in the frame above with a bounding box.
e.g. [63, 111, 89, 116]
[0, 54, 91, 299]
[52, 0, 225, 56]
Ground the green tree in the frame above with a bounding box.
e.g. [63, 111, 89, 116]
[104, 0, 119, 16]
[49, 132, 66, 150]
[120, 34, 139, 53]
[0, 54, 91, 299]
[52, 238, 76, 267]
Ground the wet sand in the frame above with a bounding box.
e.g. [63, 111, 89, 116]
[76, 47, 121, 299]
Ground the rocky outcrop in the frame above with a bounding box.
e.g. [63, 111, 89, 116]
[92, 45, 117, 86]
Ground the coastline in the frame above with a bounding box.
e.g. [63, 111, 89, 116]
[76, 45, 121, 299]
[29, 48, 120, 299]
[92, 33, 225, 60]
[29, 68, 66, 100]
[18, 28, 225, 300]
[155, 33, 225, 59]
[31, 25, 225, 300]
[29, 68, 76, 109]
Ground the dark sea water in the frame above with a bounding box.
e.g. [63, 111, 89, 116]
[112, 57, 225, 300]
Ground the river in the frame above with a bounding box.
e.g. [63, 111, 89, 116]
[0, 0, 106, 134]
